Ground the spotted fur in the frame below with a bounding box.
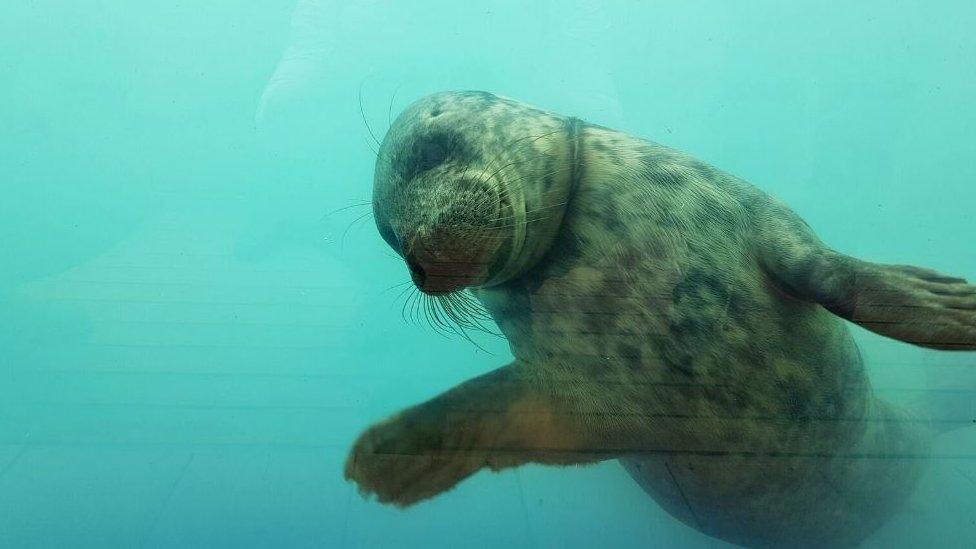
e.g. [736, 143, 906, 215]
[347, 91, 976, 548]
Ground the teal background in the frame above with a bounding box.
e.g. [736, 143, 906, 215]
[1, 1, 974, 547]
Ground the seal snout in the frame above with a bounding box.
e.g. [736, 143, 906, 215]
[404, 251, 427, 289]
[392, 177, 511, 296]
[402, 230, 489, 296]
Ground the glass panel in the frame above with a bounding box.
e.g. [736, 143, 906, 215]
[1, 1, 974, 547]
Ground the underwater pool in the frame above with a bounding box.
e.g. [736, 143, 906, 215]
[1, 1, 975, 547]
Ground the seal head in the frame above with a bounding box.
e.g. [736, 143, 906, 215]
[372, 91, 580, 295]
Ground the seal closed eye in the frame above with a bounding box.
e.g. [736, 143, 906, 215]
[397, 129, 467, 180]
[347, 90, 976, 548]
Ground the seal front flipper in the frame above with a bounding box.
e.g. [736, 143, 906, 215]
[826, 262, 976, 350]
[344, 362, 605, 507]
[756, 196, 976, 350]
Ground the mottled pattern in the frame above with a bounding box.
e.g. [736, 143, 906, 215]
[347, 92, 976, 548]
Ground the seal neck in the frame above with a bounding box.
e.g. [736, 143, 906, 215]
[482, 116, 583, 288]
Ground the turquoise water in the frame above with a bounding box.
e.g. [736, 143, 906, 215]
[1, 1, 975, 547]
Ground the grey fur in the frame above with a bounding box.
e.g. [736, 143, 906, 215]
[347, 91, 976, 548]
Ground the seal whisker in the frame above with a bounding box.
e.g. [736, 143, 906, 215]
[481, 128, 566, 175]
[393, 288, 414, 317]
[396, 282, 417, 305]
[398, 286, 415, 325]
[425, 295, 465, 341]
[482, 152, 563, 191]
[421, 294, 437, 331]
[488, 183, 565, 217]
[410, 289, 424, 325]
[429, 294, 498, 351]
[478, 129, 566, 186]
[358, 82, 382, 148]
[503, 165, 575, 190]
[401, 287, 415, 324]
[482, 158, 534, 188]
[442, 293, 476, 325]
[341, 210, 375, 248]
[473, 167, 573, 229]
[489, 192, 569, 230]
[443, 292, 501, 337]
[323, 200, 373, 220]
[362, 136, 379, 158]
[387, 84, 401, 130]
[489, 200, 570, 226]
[431, 298, 457, 335]
[382, 280, 414, 295]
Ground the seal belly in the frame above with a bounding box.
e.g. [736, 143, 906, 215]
[621, 383, 929, 548]
[614, 291, 931, 547]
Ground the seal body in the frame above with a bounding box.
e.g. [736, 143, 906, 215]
[472, 121, 929, 547]
[346, 91, 976, 548]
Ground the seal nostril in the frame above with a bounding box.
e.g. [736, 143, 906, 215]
[406, 254, 426, 287]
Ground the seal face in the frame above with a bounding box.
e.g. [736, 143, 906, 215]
[348, 91, 976, 547]
[372, 91, 578, 295]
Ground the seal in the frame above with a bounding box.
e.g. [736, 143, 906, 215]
[344, 91, 976, 547]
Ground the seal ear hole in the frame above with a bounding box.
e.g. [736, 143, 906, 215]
[430, 108, 443, 118]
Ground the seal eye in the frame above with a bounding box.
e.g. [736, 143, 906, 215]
[417, 140, 448, 173]
[399, 130, 466, 180]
